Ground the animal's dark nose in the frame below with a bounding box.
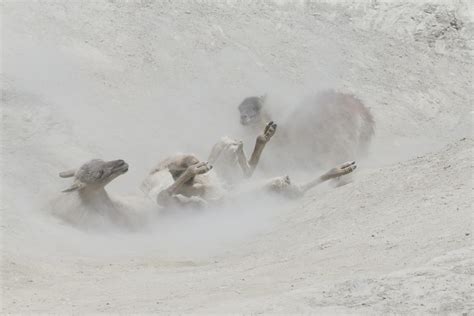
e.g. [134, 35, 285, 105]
[116, 159, 125, 166]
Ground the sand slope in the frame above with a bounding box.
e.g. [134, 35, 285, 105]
[1, 0, 473, 313]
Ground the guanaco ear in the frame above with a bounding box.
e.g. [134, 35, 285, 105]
[59, 169, 76, 178]
[62, 180, 85, 193]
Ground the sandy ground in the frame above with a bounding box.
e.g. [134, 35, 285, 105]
[1, 0, 473, 314]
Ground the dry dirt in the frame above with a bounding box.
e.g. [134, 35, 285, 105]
[1, 0, 473, 314]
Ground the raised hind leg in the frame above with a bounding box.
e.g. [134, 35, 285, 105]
[244, 121, 277, 177]
[264, 161, 357, 198]
[299, 161, 357, 193]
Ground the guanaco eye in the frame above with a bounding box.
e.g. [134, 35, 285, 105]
[96, 170, 104, 179]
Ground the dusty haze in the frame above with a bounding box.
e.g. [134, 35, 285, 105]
[1, 0, 473, 314]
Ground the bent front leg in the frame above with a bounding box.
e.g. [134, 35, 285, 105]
[156, 161, 212, 207]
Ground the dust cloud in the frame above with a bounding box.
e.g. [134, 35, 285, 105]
[2, 1, 345, 261]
